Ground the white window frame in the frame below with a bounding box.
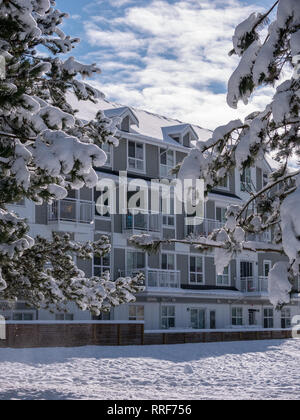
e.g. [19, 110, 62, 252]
[215, 206, 227, 224]
[129, 305, 144, 321]
[55, 313, 74, 321]
[264, 308, 274, 329]
[126, 250, 146, 274]
[127, 140, 145, 173]
[263, 260, 272, 278]
[217, 176, 229, 191]
[216, 265, 230, 286]
[189, 255, 205, 285]
[281, 308, 291, 329]
[12, 312, 35, 321]
[232, 307, 243, 326]
[160, 149, 176, 179]
[241, 167, 252, 192]
[101, 143, 113, 168]
[93, 253, 111, 277]
[161, 305, 176, 329]
[161, 253, 176, 271]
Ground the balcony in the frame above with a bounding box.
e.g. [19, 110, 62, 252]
[122, 268, 181, 289]
[246, 230, 272, 243]
[48, 199, 93, 224]
[122, 212, 162, 234]
[240, 277, 268, 294]
[185, 218, 224, 237]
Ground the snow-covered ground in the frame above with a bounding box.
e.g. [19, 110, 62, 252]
[0, 339, 300, 400]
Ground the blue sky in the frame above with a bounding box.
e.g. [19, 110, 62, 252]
[55, 0, 277, 130]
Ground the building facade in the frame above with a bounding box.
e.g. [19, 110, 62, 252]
[2, 97, 300, 331]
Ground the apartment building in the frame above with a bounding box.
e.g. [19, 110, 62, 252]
[2, 95, 300, 331]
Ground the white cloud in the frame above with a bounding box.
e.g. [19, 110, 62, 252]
[82, 0, 276, 130]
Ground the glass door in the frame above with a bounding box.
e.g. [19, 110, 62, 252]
[191, 309, 206, 329]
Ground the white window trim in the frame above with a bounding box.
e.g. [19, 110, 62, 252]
[232, 307, 243, 326]
[161, 252, 176, 271]
[263, 260, 272, 277]
[217, 175, 230, 191]
[216, 265, 231, 286]
[159, 148, 176, 179]
[102, 143, 113, 169]
[161, 305, 176, 329]
[127, 140, 146, 174]
[93, 254, 111, 277]
[189, 255, 205, 285]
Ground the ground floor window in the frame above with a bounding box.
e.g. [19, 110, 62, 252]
[232, 307, 243, 326]
[129, 305, 144, 321]
[12, 312, 34, 321]
[264, 308, 274, 329]
[55, 314, 74, 321]
[161, 306, 175, 329]
[281, 308, 291, 329]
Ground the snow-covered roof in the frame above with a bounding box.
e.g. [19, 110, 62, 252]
[67, 92, 212, 146]
[104, 106, 139, 128]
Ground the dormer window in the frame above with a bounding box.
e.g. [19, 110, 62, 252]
[183, 133, 190, 148]
[104, 107, 139, 134]
[163, 124, 198, 148]
[121, 116, 130, 133]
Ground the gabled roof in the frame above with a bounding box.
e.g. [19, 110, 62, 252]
[103, 106, 139, 127]
[67, 92, 212, 146]
[162, 124, 199, 142]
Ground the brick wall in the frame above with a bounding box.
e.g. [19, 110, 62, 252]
[0, 322, 144, 348]
[0, 323, 293, 349]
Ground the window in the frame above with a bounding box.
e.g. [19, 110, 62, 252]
[232, 308, 243, 326]
[216, 207, 227, 224]
[217, 266, 230, 286]
[160, 149, 175, 178]
[94, 254, 111, 276]
[95, 189, 111, 218]
[240, 261, 253, 278]
[241, 168, 252, 192]
[12, 313, 34, 321]
[264, 308, 274, 329]
[262, 172, 268, 188]
[161, 254, 175, 271]
[263, 261, 272, 278]
[101, 143, 112, 167]
[55, 314, 74, 321]
[162, 195, 175, 227]
[127, 251, 145, 273]
[189, 256, 204, 284]
[281, 308, 291, 329]
[128, 141, 145, 172]
[161, 306, 175, 329]
[218, 176, 229, 190]
[191, 308, 206, 329]
[129, 305, 144, 321]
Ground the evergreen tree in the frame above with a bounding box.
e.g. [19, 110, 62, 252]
[0, 0, 143, 314]
[132, 0, 300, 309]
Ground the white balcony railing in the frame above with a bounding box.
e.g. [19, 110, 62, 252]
[240, 277, 268, 294]
[122, 268, 181, 289]
[185, 218, 224, 237]
[246, 230, 272, 243]
[48, 199, 93, 224]
[123, 212, 162, 233]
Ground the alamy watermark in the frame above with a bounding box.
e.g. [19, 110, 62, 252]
[95, 172, 205, 225]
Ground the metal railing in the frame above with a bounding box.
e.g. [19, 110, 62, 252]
[123, 212, 162, 233]
[122, 268, 181, 289]
[240, 277, 268, 293]
[48, 199, 93, 224]
[246, 230, 272, 243]
[185, 218, 224, 237]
